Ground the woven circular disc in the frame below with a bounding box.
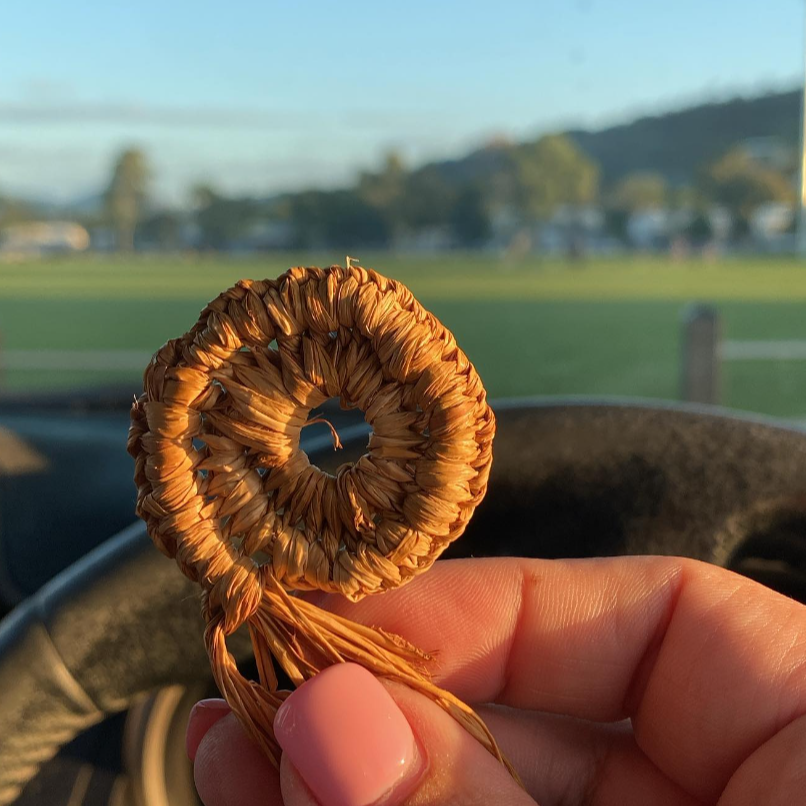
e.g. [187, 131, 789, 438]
[129, 264, 494, 616]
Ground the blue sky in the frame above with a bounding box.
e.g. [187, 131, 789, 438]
[1, 0, 804, 203]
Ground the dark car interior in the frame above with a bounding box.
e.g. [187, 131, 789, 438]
[2, 388, 806, 805]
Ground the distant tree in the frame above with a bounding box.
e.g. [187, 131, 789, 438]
[191, 184, 258, 250]
[667, 185, 702, 211]
[191, 183, 217, 211]
[289, 190, 390, 249]
[700, 147, 795, 229]
[685, 212, 714, 246]
[0, 193, 35, 230]
[140, 210, 182, 250]
[603, 208, 630, 241]
[450, 185, 490, 247]
[508, 134, 599, 221]
[358, 151, 406, 207]
[358, 151, 407, 237]
[608, 172, 667, 212]
[104, 148, 149, 251]
[399, 166, 456, 230]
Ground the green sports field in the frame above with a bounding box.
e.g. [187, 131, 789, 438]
[2, 252, 806, 418]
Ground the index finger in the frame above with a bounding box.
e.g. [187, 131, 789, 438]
[315, 555, 806, 803]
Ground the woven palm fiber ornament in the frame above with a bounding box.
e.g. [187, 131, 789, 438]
[128, 260, 519, 782]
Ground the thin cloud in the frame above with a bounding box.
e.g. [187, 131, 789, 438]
[0, 102, 305, 128]
[0, 101, 426, 130]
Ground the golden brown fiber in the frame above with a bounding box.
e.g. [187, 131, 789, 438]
[128, 262, 516, 779]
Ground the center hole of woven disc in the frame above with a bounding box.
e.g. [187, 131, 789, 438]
[294, 402, 373, 481]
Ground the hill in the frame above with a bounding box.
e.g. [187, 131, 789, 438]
[428, 88, 801, 191]
[567, 89, 800, 186]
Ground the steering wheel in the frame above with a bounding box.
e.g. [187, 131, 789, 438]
[3, 399, 806, 805]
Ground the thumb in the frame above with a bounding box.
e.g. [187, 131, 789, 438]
[275, 663, 535, 806]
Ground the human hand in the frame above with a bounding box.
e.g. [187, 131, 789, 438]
[186, 556, 806, 805]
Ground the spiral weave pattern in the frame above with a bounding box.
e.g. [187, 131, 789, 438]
[128, 263, 512, 777]
[129, 263, 493, 623]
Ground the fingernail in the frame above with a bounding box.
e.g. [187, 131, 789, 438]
[274, 663, 421, 806]
[186, 698, 231, 761]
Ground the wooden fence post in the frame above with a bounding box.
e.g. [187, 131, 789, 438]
[681, 304, 720, 405]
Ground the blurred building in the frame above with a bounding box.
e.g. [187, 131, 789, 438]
[394, 226, 454, 253]
[749, 201, 796, 253]
[626, 209, 670, 249]
[750, 202, 794, 238]
[539, 205, 613, 255]
[229, 220, 296, 253]
[0, 221, 90, 256]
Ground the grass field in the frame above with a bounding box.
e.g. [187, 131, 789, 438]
[3, 252, 806, 418]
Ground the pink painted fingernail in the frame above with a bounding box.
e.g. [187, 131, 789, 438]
[186, 698, 231, 761]
[274, 663, 421, 806]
